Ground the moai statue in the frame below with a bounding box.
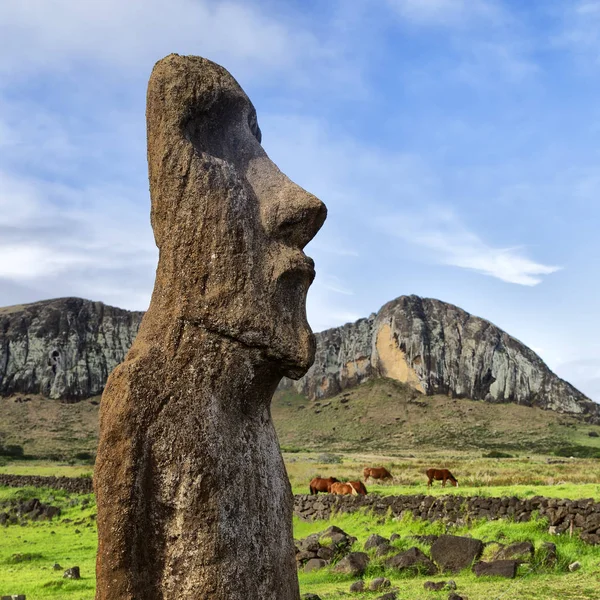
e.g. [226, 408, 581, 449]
[94, 55, 326, 600]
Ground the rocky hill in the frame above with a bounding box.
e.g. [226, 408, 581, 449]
[0, 298, 142, 400]
[280, 295, 599, 422]
[1, 295, 597, 423]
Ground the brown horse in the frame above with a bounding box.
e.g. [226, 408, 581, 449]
[426, 468, 458, 487]
[309, 477, 339, 494]
[330, 482, 358, 495]
[363, 467, 392, 482]
[348, 480, 368, 495]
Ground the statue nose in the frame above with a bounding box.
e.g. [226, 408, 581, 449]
[266, 180, 327, 249]
[246, 156, 327, 249]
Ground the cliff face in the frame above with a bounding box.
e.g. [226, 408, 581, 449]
[0, 298, 143, 401]
[2, 295, 596, 423]
[282, 295, 599, 422]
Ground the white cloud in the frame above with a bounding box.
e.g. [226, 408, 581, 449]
[378, 208, 561, 286]
[0, 0, 312, 78]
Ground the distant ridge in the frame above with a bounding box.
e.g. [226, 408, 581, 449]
[0, 297, 142, 400]
[280, 295, 599, 423]
[0, 295, 597, 423]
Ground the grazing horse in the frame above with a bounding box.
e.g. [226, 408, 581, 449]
[363, 467, 392, 482]
[348, 480, 368, 495]
[309, 477, 339, 495]
[426, 468, 458, 487]
[330, 482, 358, 495]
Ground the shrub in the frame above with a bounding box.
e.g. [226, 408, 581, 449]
[553, 445, 600, 459]
[317, 453, 343, 464]
[483, 451, 513, 459]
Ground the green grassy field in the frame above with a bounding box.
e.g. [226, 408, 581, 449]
[2, 482, 600, 600]
[3, 378, 600, 461]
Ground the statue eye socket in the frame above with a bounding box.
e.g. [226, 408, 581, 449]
[247, 110, 262, 144]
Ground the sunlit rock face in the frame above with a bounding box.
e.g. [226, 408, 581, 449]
[0, 298, 142, 401]
[281, 295, 599, 422]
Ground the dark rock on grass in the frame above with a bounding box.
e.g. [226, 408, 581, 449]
[375, 543, 393, 557]
[472, 560, 518, 578]
[540, 542, 557, 567]
[317, 547, 333, 560]
[424, 581, 446, 591]
[390, 533, 400, 542]
[297, 534, 321, 553]
[52, 563, 62, 570]
[304, 558, 328, 572]
[63, 566, 80, 580]
[425, 580, 458, 591]
[349, 580, 365, 592]
[385, 547, 436, 575]
[369, 577, 391, 591]
[411, 534, 439, 545]
[302, 595, 321, 600]
[493, 541, 534, 562]
[431, 535, 484, 573]
[375, 592, 397, 600]
[333, 552, 369, 576]
[448, 594, 465, 600]
[364, 534, 389, 550]
[296, 550, 317, 565]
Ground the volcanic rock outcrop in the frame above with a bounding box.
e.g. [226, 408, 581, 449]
[281, 295, 598, 421]
[94, 55, 326, 600]
[0, 298, 142, 400]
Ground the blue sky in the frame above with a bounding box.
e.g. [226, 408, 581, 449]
[0, 0, 599, 401]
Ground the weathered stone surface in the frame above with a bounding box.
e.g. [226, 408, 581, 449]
[472, 560, 518, 578]
[94, 54, 326, 600]
[369, 577, 391, 591]
[493, 541, 534, 562]
[0, 298, 142, 400]
[364, 534, 389, 550]
[385, 547, 436, 575]
[304, 559, 327, 572]
[332, 552, 370, 576]
[349, 580, 365, 592]
[63, 566, 80, 580]
[431, 535, 484, 573]
[280, 295, 598, 421]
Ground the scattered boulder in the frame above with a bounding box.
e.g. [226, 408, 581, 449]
[385, 547, 436, 575]
[63, 566, 80, 580]
[588, 431, 599, 437]
[304, 559, 327, 573]
[493, 541, 534, 562]
[569, 561, 581, 572]
[375, 593, 397, 600]
[540, 542, 557, 567]
[472, 560, 518, 578]
[52, 563, 62, 570]
[365, 534, 389, 550]
[302, 595, 321, 600]
[424, 581, 446, 591]
[369, 577, 391, 591]
[431, 535, 484, 573]
[448, 594, 465, 600]
[333, 552, 369, 576]
[390, 533, 400, 542]
[349, 580, 365, 592]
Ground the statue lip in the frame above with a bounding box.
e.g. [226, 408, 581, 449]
[278, 252, 316, 282]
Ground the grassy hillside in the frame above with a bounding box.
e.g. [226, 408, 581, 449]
[1, 378, 600, 460]
[273, 378, 600, 454]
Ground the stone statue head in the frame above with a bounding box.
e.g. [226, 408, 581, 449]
[146, 55, 326, 378]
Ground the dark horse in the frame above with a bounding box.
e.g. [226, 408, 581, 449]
[426, 468, 458, 487]
[309, 477, 339, 494]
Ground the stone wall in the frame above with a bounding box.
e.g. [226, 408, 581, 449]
[0, 474, 93, 494]
[294, 493, 600, 544]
